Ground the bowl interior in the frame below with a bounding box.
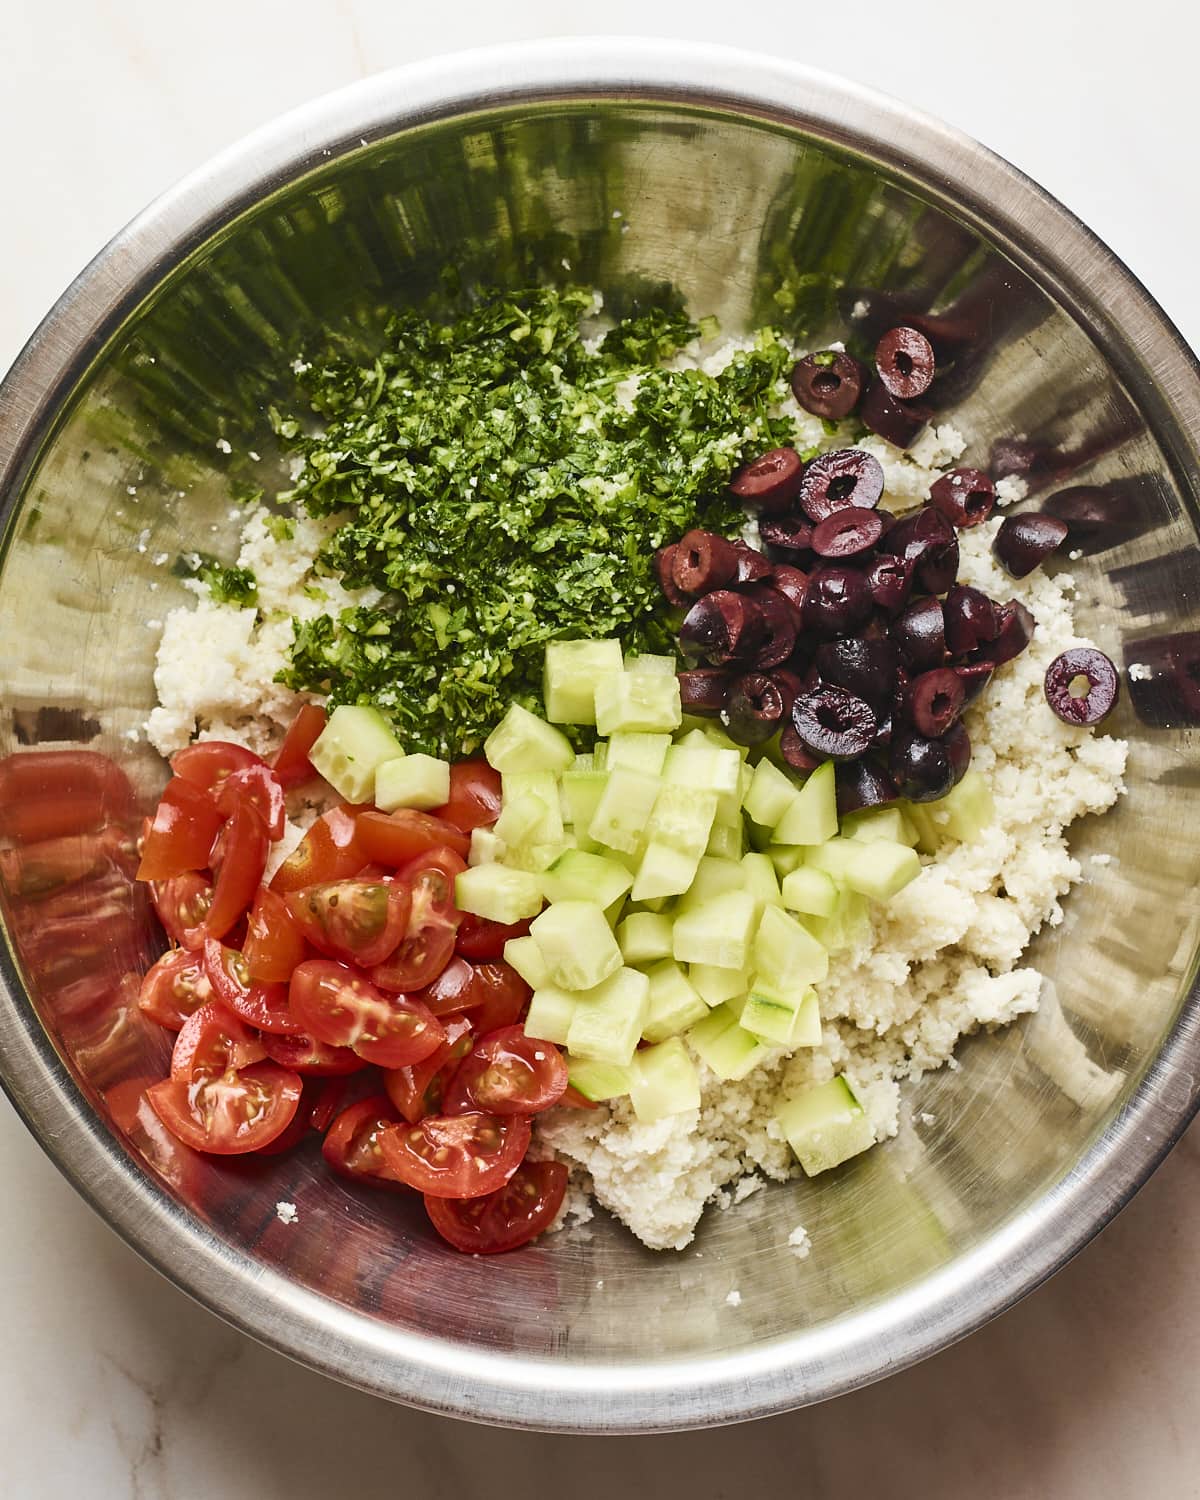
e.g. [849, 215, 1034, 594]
[2, 81, 1199, 1425]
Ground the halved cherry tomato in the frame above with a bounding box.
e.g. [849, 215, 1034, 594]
[424, 1160, 568, 1254]
[215, 764, 286, 840]
[136, 777, 224, 882]
[147, 1061, 302, 1155]
[415, 956, 479, 1018]
[261, 1029, 366, 1076]
[171, 740, 265, 792]
[455, 913, 531, 961]
[272, 703, 327, 789]
[441, 1025, 568, 1116]
[242, 886, 308, 983]
[383, 1015, 475, 1124]
[465, 962, 531, 1035]
[285, 880, 411, 968]
[433, 759, 503, 834]
[0, 751, 136, 844]
[150, 871, 213, 947]
[355, 809, 470, 866]
[307, 1075, 353, 1133]
[202, 939, 299, 1035]
[270, 805, 369, 894]
[170, 1001, 266, 1082]
[183, 800, 269, 945]
[379, 1110, 530, 1198]
[369, 848, 465, 994]
[0, 825, 137, 900]
[138, 948, 214, 1030]
[289, 959, 445, 1069]
[322, 1095, 408, 1188]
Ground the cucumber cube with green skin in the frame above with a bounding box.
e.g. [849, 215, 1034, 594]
[646, 784, 717, 860]
[523, 985, 578, 1044]
[530, 901, 623, 991]
[594, 669, 682, 736]
[630, 1038, 701, 1122]
[484, 703, 574, 773]
[374, 753, 452, 812]
[541, 848, 635, 908]
[839, 840, 921, 902]
[565, 966, 650, 1065]
[501, 771, 565, 844]
[309, 705, 406, 803]
[766, 843, 806, 876]
[676, 856, 745, 912]
[543, 639, 624, 725]
[605, 732, 672, 777]
[773, 760, 838, 846]
[776, 1077, 876, 1176]
[455, 865, 544, 924]
[588, 767, 661, 855]
[468, 827, 506, 867]
[503, 934, 553, 989]
[631, 841, 700, 902]
[754, 904, 829, 988]
[642, 960, 710, 1043]
[687, 1005, 770, 1081]
[705, 819, 745, 860]
[616, 912, 675, 965]
[741, 981, 821, 1047]
[561, 771, 607, 852]
[689, 962, 748, 1007]
[567, 1056, 632, 1102]
[673, 890, 759, 969]
[743, 757, 799, 830]
[842, 806, 918, 847]
[780, 865, 838, 918]
[741, 852, 783, 908]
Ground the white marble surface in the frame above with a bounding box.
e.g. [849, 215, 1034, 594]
[2, 4, 1199, 1496]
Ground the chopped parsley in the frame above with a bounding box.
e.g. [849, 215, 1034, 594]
[173, 551, 258, 608]
[274, 286, 798, 755]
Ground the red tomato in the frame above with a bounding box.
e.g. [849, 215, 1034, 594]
[322, 1095, 408, 1188]
[169, 1001, 266, 1083]
[261, 1030, 366, 1076]
[415, 956, 479, 1018]
[215, 764, 286, 840]
[202, 939, 299, 1035]
[434, 759, 503, 834]
[306, 1075, 352, 1133]
[559, 1085, 600, 1110]
[289, 959, 445, 1069]
[183, 801, 269, 945]
[138, 948, 214, 1031]
[355, 809, 470, 866]
[465, 962, 531, 1035]
[383, 1015, 475, 1124]
[455, 912, 531, 961]
[171, 740, 265, 792]
[242, 886, 308, 982]
[272, 703, 327, 789]
[369, 848, 465, 994]
[150, 871, 213, 947]
[285, 880, 412, 968]
[136, 777, 225, 882]
[270, 805, 369, 894]
[424, 1160, 568, 1254]
[0, 751, 135, 844]
[441, 1025, 568, 1116]
[0, 825, 137, 901]
[147, 1062, 302, 1155]
[379, 1110, 530, 1199]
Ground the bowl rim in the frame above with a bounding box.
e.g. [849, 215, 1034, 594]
[1, 36, 1199, 1433]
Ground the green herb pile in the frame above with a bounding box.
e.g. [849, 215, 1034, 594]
[271, 286, 799, 756]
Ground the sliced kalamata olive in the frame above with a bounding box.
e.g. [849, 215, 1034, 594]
[792, 685, 878, 761]
[835, 758, 900, 816]
[908, 667, 965, 737]
[889, 730, 954, 802]
[798, 449, 885, 523]
[863, 553, 914, 616]
[790, 351, 866, 421]
[890, 596, 946, 673]
[730, 447, 805, 513]
[811, 507, 884, 559]
[758, 513, 814, 556]
[671, 530, 739, 596]
[679, 590, 765, 665]
[943, 584, 1000, 656]
[971, 600, 1035, 666]
[943, 721, 972, 785]
[724, 673, 788, 746]
[1044, 648, 1120, 726]
[769, 563, 808, 613]
[929, 468, 996, 529]
[743, 585, 799, 669]
[992, 512, 1069, 578]
[875, 326, 936, 400]
[881, 506, 958, 593]
[677, 668, 731, 718]
[955, 661, 994, 704]
[771, 669, 805, 718]
[800, 565, 874, 638]
[918, 532, 959, 595]
[814, 636, 899, 711]
[655, 545, 689, 608]
[779, 724, 822, 772]
[860, 380, 932, 448]
[729, 539, 774, 586]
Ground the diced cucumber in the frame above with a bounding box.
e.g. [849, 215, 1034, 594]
[468, 828, 506, 867]
[842, 806, 918, 847]
[573, 752, 596, 774]
[494, 791, 555, 849]
[803, 836, 862, 883]
[700, 724, 750, 761]
[646, 784, 717, 860]
[503, 935, 552, 989]
[374, 753, 451, 812]
[561, 770, 607, 852]
[642, 960, 709, 1043]
[677, 856, 744, 912]
[541, 848, 634, 909]
[630, 1038, 701, 1122]
[566, 966, 650, 1065]
[838, 840, 921, 902]
[663, 742, 742, 821]
[523, 985, 578, 1045]
[780, 864, 838, 918]
[673, 890, 759, 969]
[594, 668, 682, 736]
[626, 654, 676, 676]
[754, 904, 829, 988]
[689, 962, 748, 1007]
[588, 767, 661, 855]
[631, 841, 700, 901]
[309, 705, 406, 803]
[455, 865, 543, 924]
[773, 760, 837, 846]
[775, 1076, 876, 1176]
[741, 981, 821, 1047]
[687, 1005, 770, 1081]
[503, 839, 570, 874]
[705, 819, 746, 860]
[938, 769, 995, 844]
[500, 771, 565, 844]
[530, 901, 622, 991]
[901, 800, 939, 855]
[740, 851, 782, 908]
[567, 1056, 632, 1101]
[766, 843, 807, 876]
[616, 912, 675, 965]
[484, 703, 574, 773]
[744, 757, 798, 829]
[543, 639, 623, 725]
[804, 888, 870, 954]
[605, 732, 671, 777]
[592, 742, 608, 772]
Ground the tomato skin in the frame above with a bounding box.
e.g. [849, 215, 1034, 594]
[150, 871, 214, 947]
[441, 1025, 568, 1116]
[0, 751, 136, 844]
[455, 913, 531, 961]
[285, 880, 412, 968]
[425, 1160, 568, 1254]
[202, 939, 300, 1035]
[559, 1085, 600, 1110]
[184, 800, 269, 945]
[369, 848, 464, 993]
[434, 760, 503, 834]
[242, 886, 309, 983]
[171, 741, 265, 792]
[170, 1001, 266, 1083]
[289, 959, 445, 1069]
[383, 1014, 474, 1123]
[138, 949, 214, 1031]
[272, 703, 327, 789]
[306, 1076, 352, 1133]
[355, 809, 470, 866]
[136, 777, 225, 881]
[380, 1111, 530, 1198]
[261, 1029, 369, 1077]
[147, 1061, 303, 1155]
[215, 764, 286, 840]
[323, 1095, 409, 1188]
[464, 962, 531, 1036]
[270, 805, 369, 894]
[416, 956, 479, 1018]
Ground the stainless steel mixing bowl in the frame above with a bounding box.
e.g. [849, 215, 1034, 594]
[1, 40, 1198, 1432]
